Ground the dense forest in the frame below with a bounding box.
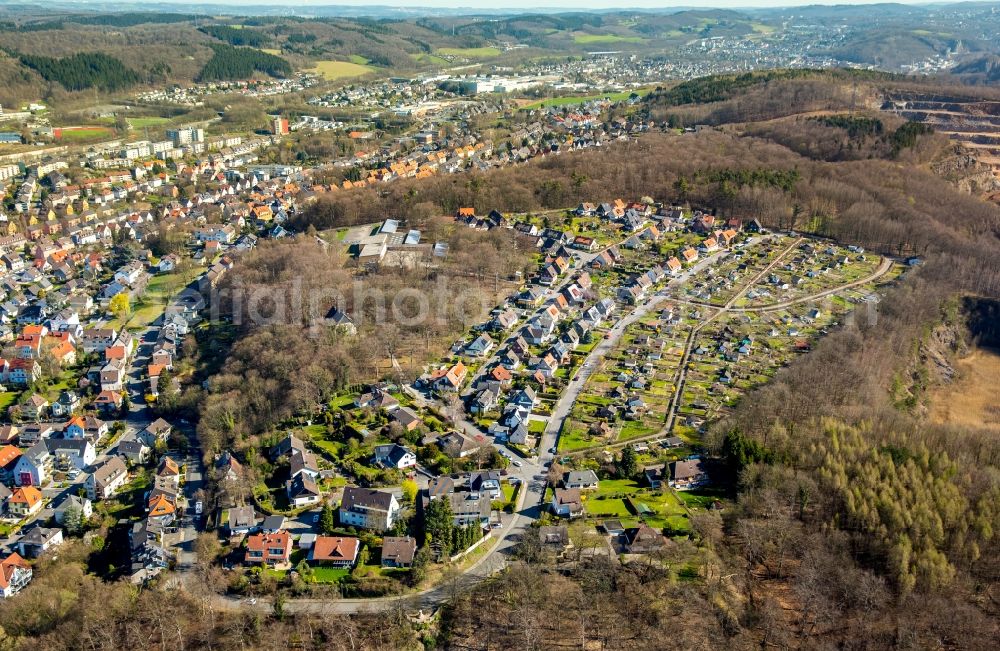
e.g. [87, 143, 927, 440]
[197, 44, 292, 81]
[199, 25, 270, 48]
[11, 51, 140, 92]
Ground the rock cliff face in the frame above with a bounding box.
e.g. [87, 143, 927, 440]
[908, 297, 1000, 400]
[919, 321, 965, 386]
[931, 146, 1000, 197]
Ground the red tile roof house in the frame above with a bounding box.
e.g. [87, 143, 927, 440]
[245, 530, 292, 567]
[0, 553, 32, 598]
[308, 536, 360, 568]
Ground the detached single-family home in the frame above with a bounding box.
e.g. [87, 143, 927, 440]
[465, 334, 495, 358]
[372, 443, 417, 469]
[8, 486, 43, 518]
[564, 470, 599, 490]
[670, 458, 707, 489]
[391, 407, 422, 432]
[227, 505, 258, 536]
[244, 530, 292, 566]
[286, 474, 321, 508]
[339, 487, 400, 531]
[17, 526, 63, 558]
[551, 488, 584, 518]
[381, 536, 417, 568]
[54, 494, 93, 525]
[308, 536, 360, 568]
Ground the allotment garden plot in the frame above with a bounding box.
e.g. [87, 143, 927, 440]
[560, 303, 692, 451]
[675, 257, 902, 433]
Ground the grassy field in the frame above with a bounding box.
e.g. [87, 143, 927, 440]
[124, 266, 205, 330]
[520, 87, 652, 111]
[54, 126, 114, 141]
[0, 392, 18, 413]
[260, 48, 282, 55]
[348, 55, 369, 65]
[412, 53, 450, 66]
[311, 567, 350, 583]
[584, 478, 692, 531]
[434, 47, 501, 58]
[573, 34, 645, 44]
[128, 116, 170, 128]
[308, 60, 374, 80]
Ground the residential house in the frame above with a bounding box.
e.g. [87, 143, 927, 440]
[46, 438, 95, 471]
[21, 394, 49, 421]
[50, 390, 81, 418]
[465, 334, 495, 358]
[270, 434, 306, 460]
[372, 443, 417, 470]
[0, 553, 32, 598]
[62, 415, 86, 439]
[17, 526, 63, 558]
[99, 358, 126, 391]
[119, 439, 151, 464]
[564, 470, 599, 490]
[448, 491, 490, 527]
[433, 361, 466, 392]
[339, 487, 400, 531]
[286, 474, 321, 508]
[53, 494, 92, 525]
[390, 407, 422, 432]
[245, 530, 292, 566]
[624, 523, 667, 554]
[551, 488, 583, 518]
[87, 456, 129, 500]
[8, 486, 43, 517]
[288, 449, 320, 481]
[227, 505, 258, 536]
[643, 465, 666, 489]
[13, 442, 50, 486]
[670, 458, 707, 489]
[469, 470, 502, 500]
[380, 536, 417, 568]
[139, 418, 172, 447]
[0, 445, 20, 484]
[309, 536, 360, 568]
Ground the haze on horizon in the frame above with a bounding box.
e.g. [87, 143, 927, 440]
[65, 0, 975, 9]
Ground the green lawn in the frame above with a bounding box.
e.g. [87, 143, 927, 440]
[573, 34, 645, 44]
[311, 567, 350, 583]
[411, 53, 450, 66]
[308, 60, 374, 80]
[128, 116, 170, 128]
[0, 392, 18, 413]
[55, 126, 114, 142]
[520, 87, 651, 111]
[583, 479, 692, 531]
[435, 46, 501, 58]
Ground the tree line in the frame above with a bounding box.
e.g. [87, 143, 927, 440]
[199, 25, 270, 48]
[197, 44, 292, 82]
[13, 51, 141, 92]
